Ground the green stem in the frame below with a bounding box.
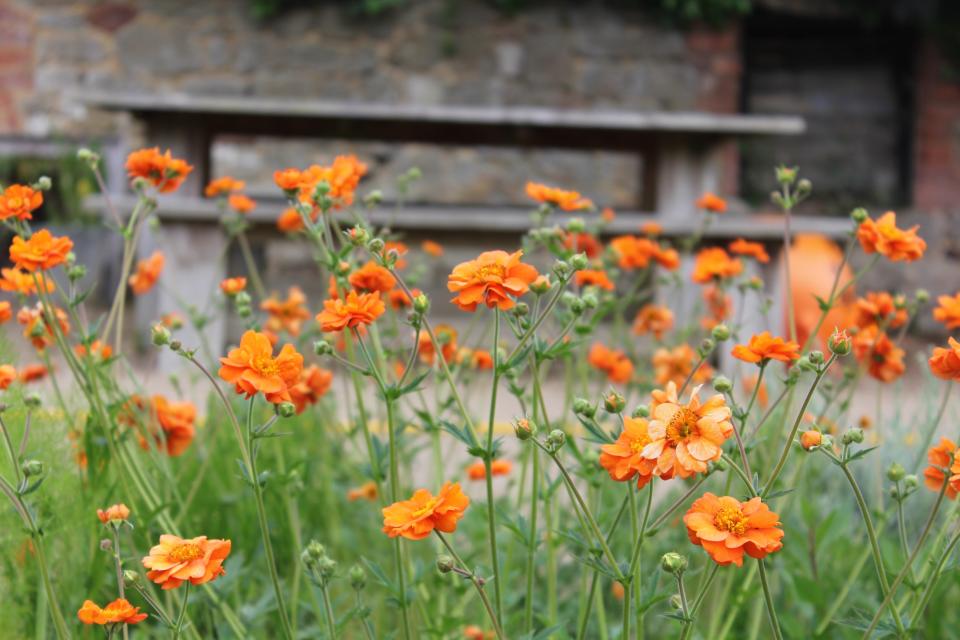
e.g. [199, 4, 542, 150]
[435, 532, 505, 640]
[756, 559, 784, 640]
[236, 229, 268, 301]
[909, 526, 960, 623]
[173, 582, 190, 639]
[678, 564, 721, 640]
[320, 580, 338, 640]
[484, 309, 504, 624]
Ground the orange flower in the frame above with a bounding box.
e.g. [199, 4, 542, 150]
[641, 221, 663, 236]
[447, 249, 539, 312]
[96, 503, 130, 524]
[0, 184, 43, 220]
[274, 167, 306, 192]
[588, 342, 634, 384]
[204, 176, 246, 198]
[17, 303, 70, 350]
[0, 267, 55, 295]
[125, 147, 192, 193]
[288, 365, 334, 414]
[633, 304, 674, 340]
[0, 301, 10, 324]
[652, 344, 713, 388]
[152, 395, 197, 456]
[77, 598, 147, 625]
[692, 247, 742, 283]
[525, 182, 593, 211]
[277, 207, 308, 232]
[933, 293, 960, 330]
[684, 493, 783, 566]
[729, 238, 770, 263]
[261, 286, 310, 336]
[800, 430, 822, 450]
[317, 290, 385, 332]
[563, 231, 603, 258]
[418, 324, 458, 366]
[349, 261, 397, 294]
[731, 332, 800, 364]
[382, 482, 470, 540]
[610, 235, 657, 270]
[574, 268, 614, 291]
[142, 534, 231, 590]
[467, 459, 512, 481]
[220, 277, 247, 296]
[128, 251, 164, 295]
[470, 349, 494, 370]
[599, 417, 658, 488]
[930, 337, 960, 381]
[389, 287, 421, 310]
[854, 291, 907, 329]
[924, 438, 959, 500]
[288, 156, 368, 208]
[602, 207, 616, 222]
[347, 481, 379, 502]
[228, 193, 256, 214]
[696, 192, 727, 213]
[75, 340, 113, 361]
[852, 325, 905, 382]
[653, 244, 681, 270]
[422, 240, 444, 257]
[0, 364, 15, 389]
[218, 330, 304, 404]
[701, 284, 732, 330]
[742, 374, 769, 409]
[642, 382, 733, 478]
[857, 211, 926, 262]
[161, 312, 183, 329]
[10, 229, 73, 272]
[19, 363, 48, 383]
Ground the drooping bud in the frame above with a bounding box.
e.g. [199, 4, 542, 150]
[573, 398, 596, 419]
[545, 429, 567, 452]
[437, 555, 454, 574]
[314, 340, 333, 356]
[21, 459, 43, 477]
[841, 428, 864, 445]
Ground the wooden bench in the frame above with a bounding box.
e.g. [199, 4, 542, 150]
[72, 89, 820, 365]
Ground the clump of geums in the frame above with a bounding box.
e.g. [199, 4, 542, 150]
[1, 152, 958, 640]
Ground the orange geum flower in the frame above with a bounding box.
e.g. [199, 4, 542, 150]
[447, 249, 539, 312]
[261, 286, 310, 336]
[277, 207, 311, 232]
[574, 268, 614, 291]
[729, 238, 770, 263]
[467, 459, 512, 481]
[470, 349, 494, 370]
[382, 481, 470, 540]
[388, 287, 415, 310]
[641, 221, 663, 236]
[731, 332, 801, 365]
[696, 192, 727, 213]
[0, 301, 10, 324]
[96, 503, 130, 524]
[610, 235, 657, 270]
[563, 231, 603, 259]
[599, 417, 659, 488]
[10, 229, 73, 272]
[652, 344, 713, 388]
[128, 251, 164, 295]
[152, 395, 197, 456]
[683, 493, 783, 566]
[800, 430, 822, 450]
[652, 244, 681, 270]
[933, 293, 960, 330]
[852, 324, 905, 383]
[218, 330, 304, 404]
[525, 181, 593, 211]
[317, 290, 385, 332]
[930, 337, 960, 381]
[642, 382, 733, 479]
[77, 598, 147, 626]
[204, 176, 245, 198]
[75, 340, 113, 362]
[228, 193, 256, 214]
[0, 184, 43, 221]
[633, 304, 674, 340]
[0, 267, 54, 295]
[857, 211, 926, 262]
[274, 167, 306, 192]
[701, 285, 732, 331]
[17, 303, 69, 350]
[220, 277, 247, 296]
[692, 247, 742, 283]
[418, 324, 457, 366]
[288, 365, 333, 414]
[19, 363, 48, 383]
[855, 291, 907, 329]
[142, 534, 231, 590]
[349, 261, 397, 294]
[347, 481, 379, 502]
[422, 240, 444, 257]
[125, 147, 192, 193]
[923, 437, 959, 499]
[0, 364, 15, 389]
[588, 342, 634, 384]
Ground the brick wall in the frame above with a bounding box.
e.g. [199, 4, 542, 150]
[913, 39, 960, 211]
[0, 2, 33, 133]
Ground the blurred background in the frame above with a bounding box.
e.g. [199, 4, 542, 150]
[0, 0, 958, 363]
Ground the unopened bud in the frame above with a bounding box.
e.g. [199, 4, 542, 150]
[904, 475, 919, 490]
[660, 552, 688, 575]
[828, 328, 852, 356]
[800, 430, 822, 451]
[796, 355, 817, 372]
[713, 375, 733, 394]
[363, 190, 383, 206]
[514, 418, 536, 441]
[604, 391, 626, 414]
[21, 459, 43, 477]
[698, 338, 715, 357]
[67, 265, 87, 282]
[573, 398, 596, 418]
[916, 289, 930, 304]
[775, 166, 798, 185]
[711, 324, 731, 342]
[530, 276, 552, 295]
[349, 564, 366, 590]
[151, 324, 171, 346]
[123, 570, 142, 588]
[36, 176, 53, 191]
[582, 293, 598, 309]
[318, 556, 337, 579]
[278, 402, 296, 418]
[553, 260, 571, 280]
[437, 555, 454, 574]
[570, 253, 589, 271]
[808, 350, 824, 365]
[412, 293, 430, 314]
[24, 393, 41, 409]
[841, 428, 864, 445]
[545, 429, 567, 451]
[367, 238, 385, 254]
[851, 208, 869, 224]
[567, 218, 586, 233]
[314, 340, 333, 356]
[100, 538, 113, 552]
[632, 405, 649, 418]
[887, 463, 906, 482]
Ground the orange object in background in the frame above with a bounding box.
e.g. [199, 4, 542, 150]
[787, 234, 856, 350]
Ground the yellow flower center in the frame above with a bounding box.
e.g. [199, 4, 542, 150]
[665, 407, 699, 443]
[252, 353, 279, 377]
[169, 542, 204, 563]
[713, 504, 748, 536]
[412, 498, 439, 518]
[629, 435, 650, 453]
[476, 263, 506, 281]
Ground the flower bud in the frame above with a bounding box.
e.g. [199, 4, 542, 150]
[349, 564, 366, 590]
[123, 570, 142, 588]
[851, 208, 869, 223]
[570, 298, 586, 315]
[841, 428, 864, 445]
[100, 538, 113, 552]
[573, 398, 596, 418]
[314, 340, 333, 356]
[367, 238, 385, 254]
[552, 260, 571, 280]
[151, 324, 171, 346]
[698, 338, 715, 357]
[712, 375, 733, 394]
[24, 393, 41, 409]
[530, 276, 552, 295]
[632, 405, 649, 418]
[545, 429, 567, 451]
[796, 178, 812, 198]
[711, 458, 728, 473]
[800, 430, 822, 451]
[413, 293, 430, 315]
[437, 555, 454, 574]
[318, 556, 337, 580]
[660, 552, 688, 576]
[567, 218, 586, 233]
[514, 418, 536, 441]
[916, 289, 930, 304]
[796, 355, 817, 372]
[36, 176, 53, 191]
[513, 302, 529, 317]
[711, 324, 731, 342]
[278, 402, 296, 418]
[77, 148, 100, 166]
[21, 459, 43, 477]
[904, 475, 919, 490]
[304, 540, 326, 562]
[67, 264, 87, 282]
[570, 252, 589, 271]
[168, 339, 182, 352]
[347, 226, 369, 246]
[670, 594, 683, 610]
[808, 350, 825, 365]
[604, 391, 626, 414]
[363, 190, 383, 206]
[828, 328, 852, 356]
[581, 293, 598, 309]
[775, 165, 798, 185]
[887, 462, 906, 482]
